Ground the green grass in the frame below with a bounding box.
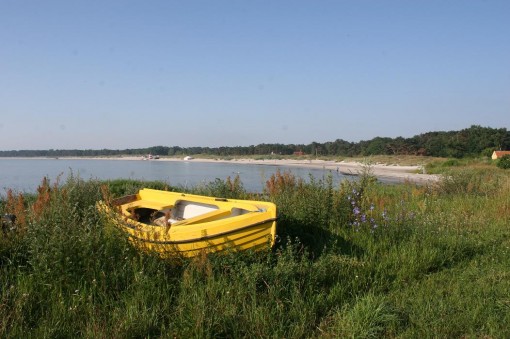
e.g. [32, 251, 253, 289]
[1, 167, 509, 337]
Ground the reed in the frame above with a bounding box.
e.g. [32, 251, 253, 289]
[1, 167, 509, 337]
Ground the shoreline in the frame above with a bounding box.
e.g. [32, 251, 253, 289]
[190, 158, 440, 184]
[1, 156, 440, 184]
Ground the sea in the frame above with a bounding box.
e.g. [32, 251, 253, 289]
[0, 158, 350, 194]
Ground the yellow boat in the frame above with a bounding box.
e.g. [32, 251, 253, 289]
[98, 188, 277, 258]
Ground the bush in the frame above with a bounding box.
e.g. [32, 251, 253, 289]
[497, 155, 510, 169]
[442, 159, 460, 167]
[435, 168, 501, 196]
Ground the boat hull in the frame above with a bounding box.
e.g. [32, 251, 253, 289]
[98, 189, 277, 258]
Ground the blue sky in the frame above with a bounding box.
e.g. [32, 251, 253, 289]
[1, 0, 509, 150]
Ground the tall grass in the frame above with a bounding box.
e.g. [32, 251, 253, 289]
[1, 168, 509, 337]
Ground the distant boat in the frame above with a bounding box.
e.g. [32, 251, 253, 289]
[97, 188, 277, 258]
[338, 167, 358, 176]
[183, 156, 193, 161]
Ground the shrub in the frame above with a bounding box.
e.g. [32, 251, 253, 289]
[190, 175, 247, 199]
[497, 155, 510, 169]
[434, 168, 501, 196]
[442, 159, 460, 167]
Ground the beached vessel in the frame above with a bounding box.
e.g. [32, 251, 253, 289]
[98, 188, 277, 258]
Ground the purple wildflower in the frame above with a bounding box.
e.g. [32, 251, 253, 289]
[382, 210, 388, 220]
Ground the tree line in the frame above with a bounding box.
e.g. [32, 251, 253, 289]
[1, 125, 509, 159]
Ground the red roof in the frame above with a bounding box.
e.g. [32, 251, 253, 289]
[493, 151, 510, 158]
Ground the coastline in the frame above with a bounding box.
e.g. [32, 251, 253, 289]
[3, 155, 439, 184]
[184, 158, 440, 184]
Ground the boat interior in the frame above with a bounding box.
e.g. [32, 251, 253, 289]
[127, 200, 252, 227]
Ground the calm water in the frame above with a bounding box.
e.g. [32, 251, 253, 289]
[0, 158, 348, 194]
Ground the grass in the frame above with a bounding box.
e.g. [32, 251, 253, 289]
[1, 166, 509, 338]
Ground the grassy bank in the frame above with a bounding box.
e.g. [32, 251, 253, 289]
[1, 167, 509, 338]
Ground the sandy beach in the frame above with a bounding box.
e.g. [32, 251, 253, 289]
[77, 156, 440, 184]
[198, 158, 440, 184]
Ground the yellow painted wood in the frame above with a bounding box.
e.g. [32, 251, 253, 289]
[98, 188, 277, 258]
